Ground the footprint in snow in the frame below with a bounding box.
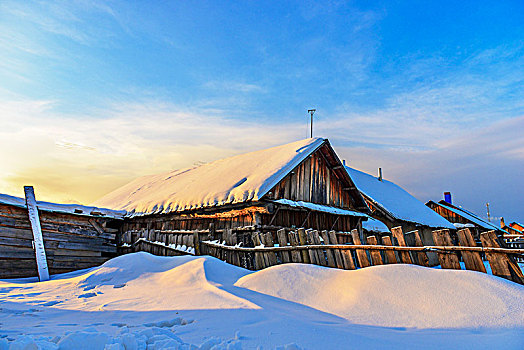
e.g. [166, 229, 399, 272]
[78, 292, 97, 299]
[113, 283, 126, 288]
[41, 301, 62, 306]
[111, 323, 127, 327]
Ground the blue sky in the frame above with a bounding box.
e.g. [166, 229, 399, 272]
[0, 1, 523, 223]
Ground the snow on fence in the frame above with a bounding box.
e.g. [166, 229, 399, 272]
[122, 226, 524, 285]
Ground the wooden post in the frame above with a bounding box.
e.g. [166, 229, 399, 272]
[262, 232, 278, 266]
[333, 231, 355, 270]
[297, 228, 311, 263]
[391, 227, 413, 264]
[432, 229, 461, 270]
[381, 236, 398, 264]
[457, 228, 486, 273]
[310, 230, 326, 266]
[252, 232, 266, 270]
[288, 231, 303, 263]
[366, 236, 383, 265]
[305, 229, 319, 265]
[409, 230, 429, 267]
[480, 230, 524, 284]
[320, 230, 336, 268]
[328, 230, 345, 269]
[24, 186, 50, 281]
[350, 229, 370, 268]
[276, 228, 291, 263]
[193, 231, 201, 256]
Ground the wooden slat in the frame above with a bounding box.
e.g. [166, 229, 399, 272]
[334, 230, 355, 270]
[391, 226, 413, 264]
[287, 230, 303, 263]
[262, 232, 278, 266]
[350, 229, 370, 268]
[432, 229, 461, 270]
[409, 230, 430, 267]
[310, 230, 326, 266]
[304, 229, 319, 265]
[381, 236, 397, 264]
[276, 228, 291, 263]
[320, 230, 336, 268]
[251, 232, 266, 269]
[457, 228, 486, 273]
[297, 228, 310, 263]
[480, 230, 524, 284]
[366, 236, 383, 265]
[328, 230, 345, 269]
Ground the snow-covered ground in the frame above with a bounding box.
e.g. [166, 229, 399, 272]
[1, 253, 523, 349]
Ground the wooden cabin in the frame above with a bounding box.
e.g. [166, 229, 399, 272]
[95, 138, 371, 248]
[509, 222, 524, 234]
[345, 167, 456, 265]
[426, 200, 504, 238]
[500, 218, 523, 236]
[0, 193, 124, 279]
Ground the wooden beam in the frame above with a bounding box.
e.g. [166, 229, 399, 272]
[24, 186, 50, 281]
[432, 229, 461, 270]
[391, 226, 413, 264]
[457, 228, 486, 273]
[351, 229, 370, 268]
[366, 236, 383, 265]
[480, 230, 524, 284]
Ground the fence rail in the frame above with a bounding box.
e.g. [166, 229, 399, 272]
[122, 226, 524, 285]
[201, 241, 524, 254]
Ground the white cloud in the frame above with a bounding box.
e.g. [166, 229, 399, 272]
[0, 99, 302, 204]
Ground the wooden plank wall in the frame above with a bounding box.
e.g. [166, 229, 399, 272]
[123, 208, 360, 239]
[268, 151, 354, 208]
[0, 203, 119, 279]
[123, 212, 256, 232]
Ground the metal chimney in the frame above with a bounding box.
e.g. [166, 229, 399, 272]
[378, 168, 383, 182]
[444, 192, 452, 204]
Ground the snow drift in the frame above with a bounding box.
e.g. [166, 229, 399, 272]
[1, 253, 523, 349]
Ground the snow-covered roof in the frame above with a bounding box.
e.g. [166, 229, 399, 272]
[431, 201, 502, 232]
[452, 223, 475, 229]
[0, 193, 125, 219]
[346, 167, 455, 229]
[95, 138, 327, 216]
[362, 216, 390, 233]
[273, 199, 367, 217]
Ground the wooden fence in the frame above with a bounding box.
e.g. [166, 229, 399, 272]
[123, 226, 524, 285]
[504, 236, 524, 263]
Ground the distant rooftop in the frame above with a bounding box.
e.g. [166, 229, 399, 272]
[346, 167, 455, 229]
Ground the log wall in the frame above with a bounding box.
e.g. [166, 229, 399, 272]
[0, 203, 120, 279]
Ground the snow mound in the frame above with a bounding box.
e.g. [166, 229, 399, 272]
[236, 263, 524, 329]
[1, 253, 523, 348]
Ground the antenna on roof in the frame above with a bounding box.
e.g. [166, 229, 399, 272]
[308, 109, 316, 138]
[486, 202, 491, 222]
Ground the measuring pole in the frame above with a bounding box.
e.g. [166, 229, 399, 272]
[308, 109, 316, 138]
[24, 186, 50, 281]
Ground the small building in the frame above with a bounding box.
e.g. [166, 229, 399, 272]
[96, 138, 371, 248]
[425, 199, 504, 238]
[0, 193, 124, 279]
[509, 222, 524, 233]
[345, 166, 456, 265]
[500, 218, 523, 236]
